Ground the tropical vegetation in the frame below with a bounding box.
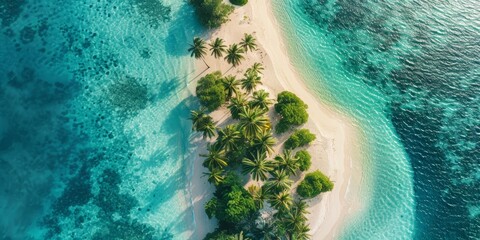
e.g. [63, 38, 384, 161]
[296, 150, 312, 171]
[297, 170, 334, 199]
[190, 0, 234, 28]
[284, 129, 316, 149]
[230, 0, 248, 6]
[274, 91, 309, 134]
[187, 34, 333, 240]
[196, 71, 226, 111]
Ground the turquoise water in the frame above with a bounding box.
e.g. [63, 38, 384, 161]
[275, 0, 479, 239]
[2, 0, 479, 239]
[0, 0, 203, 239]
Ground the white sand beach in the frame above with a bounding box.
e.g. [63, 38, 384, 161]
[186, 0, 365, 239]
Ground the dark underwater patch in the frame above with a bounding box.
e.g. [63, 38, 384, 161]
[133, 0, 171, 28]
[0, 0, 26, 27]
[108, 76, 149, 112]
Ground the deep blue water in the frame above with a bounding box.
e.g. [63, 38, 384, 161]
[277, 0, 480, 239]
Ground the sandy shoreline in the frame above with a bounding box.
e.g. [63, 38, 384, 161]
[186, 0, 364, 239]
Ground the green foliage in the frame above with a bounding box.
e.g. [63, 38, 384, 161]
[229, 0, 248, 6]
[284, 129, 316, 149]
[196, 71, 226, 111]
[204, 229, 236, 240]
[274, 91, 308, 134]
[205, 198, 218, 218]
[204, 172, 256, 224]
[297, 170, 334, 199]
[228, 94, 249, 119]
[295, 150, 312, 171]
[190, 0, 234, 28]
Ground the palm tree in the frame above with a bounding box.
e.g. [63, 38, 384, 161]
[190, 109, 216, 139]
[250, 90, 273, 111]
[246, 62, 264, 75]
[238, 107, 270, 139]
[216, 124, 241, 152]
[222, 75, 241, 100]
[265, 169, 293, 193]
[241, 72, 262, 94]
[201, 120, 216, 139]
[283, 204, 308, 232]
[225, 44, 245, 67]
[234, 231, 250, 240]
[252, 130, 276, 156]
[240, 33, 257, 52]
[292, 200, 310, 216]
[254, 221, 277, 240]
[292, 222, 311, 240]
[242, 151, 274, 181]
[188, 37, 209, 68]
[228, 94, 249, 119]
[203, 168, 225, 185]
[268, 191, 293, 211]
[189, 107, 207, 131]
[274, 150, 299, 176]
[247, 185, 266, 209]
[209, 37, 227, 58]
[200, 144, 227, 170]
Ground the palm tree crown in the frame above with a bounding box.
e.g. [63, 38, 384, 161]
[190, 108, 216, 139]
[225, 44, 245, 67]
[252, 130, 276, 156]
[209, 37, 227, 58]
[242, 151, 274, 181]
[200, 144, 227, 170]
[222, 75, 241, 100]
[190, 107, 207, 131]
[188, 37, 207, 59]
[228, 94, 249, 119]
[274, 150, 299, 176]
[265, 169, 293, 193]
[240, 33, 257, 52]
[203, 168, 225, 186]
[247, 185, 267, 209]
[216, 124, 241, 152]
[246, 62, 264, 75]
[250, 90, 273, 111]
[268, 191, 293, 211]
[241, 71, 262, 94]
[238, 106, 270, 139]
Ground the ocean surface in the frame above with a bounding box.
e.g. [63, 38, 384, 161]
[274, 0, 480, 239]
[0, 0, 203, 239]
[1, 0, 479, 240]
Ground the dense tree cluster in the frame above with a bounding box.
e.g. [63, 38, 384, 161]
[295, 150, 312, 171]
[230, 0, 248, 6]
[188, 35, 333, 240]
[297, 171, 334, 199]
[284, 129, 316, 149]
[274, 91, 309, 133]
[190, 0, 235, 28]
[196, 71, 227, 111]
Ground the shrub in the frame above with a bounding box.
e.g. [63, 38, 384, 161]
[205, 172, 256, 224]
[190, 0, 234, 28]
[295, 150, 312, 171]
[196, 71, 226, 111]
[274, 91, 308, 134]
[229, 0, 248, 6]
[297, 170, 333, 198]
[284, 129, 316, 149]
[205, 198, 218, 219]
